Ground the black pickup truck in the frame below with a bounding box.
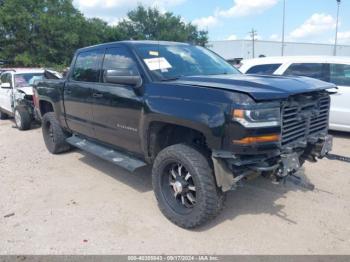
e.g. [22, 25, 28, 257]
[33, 41, 334, 228]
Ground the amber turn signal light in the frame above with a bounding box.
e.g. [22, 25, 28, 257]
[233, 109, 244, 119]
[233, 134, 280, 144]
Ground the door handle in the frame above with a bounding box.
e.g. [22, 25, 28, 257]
[65, 89, 72, 94]
[92, 93, 103, 98]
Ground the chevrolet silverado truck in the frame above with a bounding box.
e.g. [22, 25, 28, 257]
[33, 41, 334, 228]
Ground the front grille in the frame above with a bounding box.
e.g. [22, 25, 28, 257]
[281, 93, 330, 146]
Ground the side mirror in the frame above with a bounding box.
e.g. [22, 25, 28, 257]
[1, 82, 11, 89]
[104, 69, 142, 88]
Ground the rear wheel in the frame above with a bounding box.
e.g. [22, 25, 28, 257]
[152, 144, 225, 229]
[0, 110, 8, 120]
[14, 107, 31, 130]
[42, 112, 71, 154]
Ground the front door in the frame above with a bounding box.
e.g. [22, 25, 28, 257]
[64, 49, 104, 138]
[91, 46, 144, 154]
[0, 73, 13, 113]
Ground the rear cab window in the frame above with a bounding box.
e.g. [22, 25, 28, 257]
[246, 64, 282, 75]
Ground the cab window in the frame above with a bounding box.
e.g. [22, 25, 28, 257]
[284, 63, 328, 81]
[329, 64, 350, 86]
[102, 47, 139, 83]
[0, 73, 12, 86]
[72, 50, 104, 82]
[246, 64, 281, 75]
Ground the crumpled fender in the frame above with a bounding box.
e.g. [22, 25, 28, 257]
[16, 86, 34, 96]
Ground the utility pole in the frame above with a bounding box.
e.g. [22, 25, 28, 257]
[334, 0, 341, 56]
[281, 0, 286, 56]
[249, 28, 258, 58]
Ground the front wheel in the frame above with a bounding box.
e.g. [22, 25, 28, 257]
[152, 144, 225, 229]
[14, 107, 31, 130]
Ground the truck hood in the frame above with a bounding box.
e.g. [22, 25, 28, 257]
[172, 74, 335, 101]
[16, 86, 33, 96]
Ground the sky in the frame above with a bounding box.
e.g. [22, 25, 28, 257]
[73, 0, 350, 44]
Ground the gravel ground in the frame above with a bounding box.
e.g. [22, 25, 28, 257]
[0, 119, 350, 255]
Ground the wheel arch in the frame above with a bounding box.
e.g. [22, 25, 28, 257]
[38, 98, 67, 129]
[143, 118, 222, 163]
[39, 99, 54, 116]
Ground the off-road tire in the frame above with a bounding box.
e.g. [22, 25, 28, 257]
[14, 107, 31, 130]
[152, 144, 225, 229]
[42, 112, 71, 154]
[0, 110, 8, 120]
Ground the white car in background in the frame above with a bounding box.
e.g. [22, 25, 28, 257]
[0, 68, 61, 130]
[240, 56, 350, 132]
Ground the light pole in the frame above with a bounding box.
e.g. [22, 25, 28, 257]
[281, 0, 286, 56]
[249, 28, 258, 58]
[334, 0, 341, 56]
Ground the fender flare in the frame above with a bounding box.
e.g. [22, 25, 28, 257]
[37, 97, 67, 128]
[140, 114, 223, 162]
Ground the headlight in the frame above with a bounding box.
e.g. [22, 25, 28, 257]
[233, 108, 281, 127]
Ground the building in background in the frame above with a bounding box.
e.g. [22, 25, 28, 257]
[207, 40, 350, 61]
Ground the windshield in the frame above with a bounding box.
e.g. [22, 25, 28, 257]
[14, 73, 44, 88]
[135, 44, 240, 80]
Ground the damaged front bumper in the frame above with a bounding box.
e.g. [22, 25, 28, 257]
[212, 134, 333, 192]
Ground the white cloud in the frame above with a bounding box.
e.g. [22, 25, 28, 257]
[227, 34, 238, 40]
[108, 17, 125, 26]
[73, 0, 186, 25]
[75, 0, 186, 8]
[192, 0, 278, 30]
[269, 34, 280, 41]
[192, 16, 218, 29]
[337, 31, 350, 44]
[289, 13, 336, 40]
[217, 0, 278, 18]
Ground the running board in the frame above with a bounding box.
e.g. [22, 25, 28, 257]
[66, 135, 147, 172]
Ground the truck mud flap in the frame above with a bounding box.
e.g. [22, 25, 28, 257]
[66, 135, 147, 172]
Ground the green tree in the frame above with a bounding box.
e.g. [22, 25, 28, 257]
[118, 6, 208, 46]
[0, 0, 122, 67]
[0, 2, 208, 68]
[80, 18, 122, 47]
[0, 0, 84, 66]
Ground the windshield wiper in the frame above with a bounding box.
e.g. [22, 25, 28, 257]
[160, 71, 231, 81]
[161, 75, 184, 82]
[207, 71, 229, 76]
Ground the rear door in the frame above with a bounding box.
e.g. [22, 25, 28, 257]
[64, 49, 104, 138]
[0, 72, 13, 113]
[91, 46, 144, 154]
[328, 63, 350, 130]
